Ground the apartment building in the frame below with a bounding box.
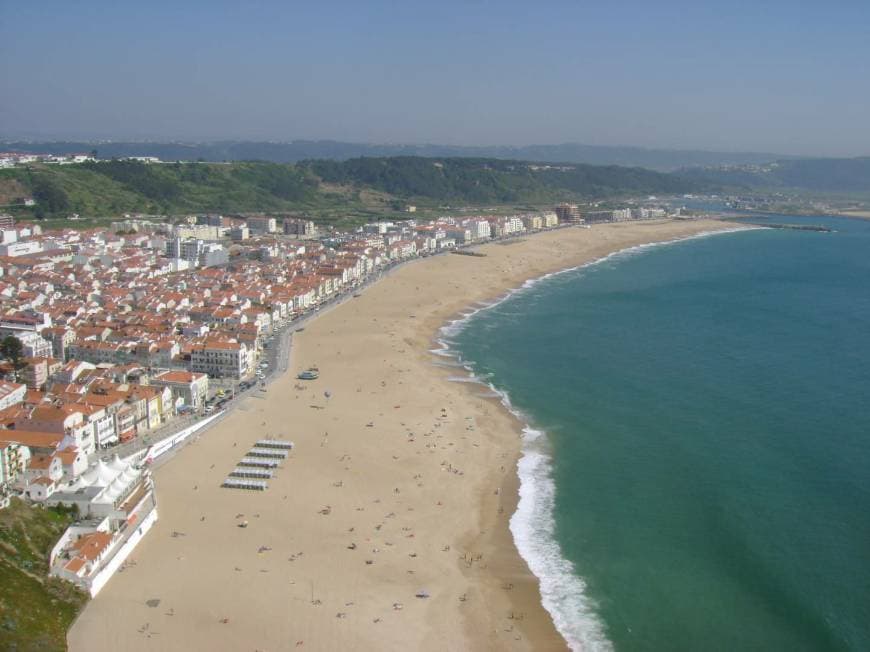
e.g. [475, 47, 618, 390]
[190, 339, 252, 379]
[246, 216, 277, 234]
[41, 327, 77, 361]
[284, 218, 318, 237]
[0, 441, 26, 488]
[10, 331, 53, 358]
[16, 404, 96, 456]
[554, 203, 583, 223]
[151, 370, 209, 410]
[0, 381, 26, 410]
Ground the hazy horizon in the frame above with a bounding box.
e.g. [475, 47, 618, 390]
[0, 135, 804, 159]
[2, 1, 869, 157]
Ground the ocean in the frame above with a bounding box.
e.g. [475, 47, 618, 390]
[443, 215, 870, 651]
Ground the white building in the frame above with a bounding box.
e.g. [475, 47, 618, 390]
[166, 237, 203, 263]
[190, 340, 252, 379]
[48, 455, 158, 596]
[0, 441, 27, 507]
[466, 219, 492, 240]
[151, 370, 210, 410]
[14, 331, 53, 358]
[505, 216, 525, 234]
[0, 240, 43, 257]
[0, 381, 26, 410]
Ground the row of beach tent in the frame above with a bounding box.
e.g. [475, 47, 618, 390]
[221, 478, 268, 491]
[222, 439, 295, 491]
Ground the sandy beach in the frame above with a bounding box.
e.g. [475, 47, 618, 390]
[838, 210, 870, 220]
[68, 219, 736, 652]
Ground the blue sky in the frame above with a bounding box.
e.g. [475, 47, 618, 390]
[1, 1, 868, 155]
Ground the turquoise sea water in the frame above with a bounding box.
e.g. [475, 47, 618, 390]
[447, 216, 870, 651]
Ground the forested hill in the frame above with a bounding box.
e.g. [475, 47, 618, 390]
[0, 157, 710, 221]
[304, 157, 702, 201]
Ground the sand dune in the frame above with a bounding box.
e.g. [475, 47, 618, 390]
[68, 219, 734, 651]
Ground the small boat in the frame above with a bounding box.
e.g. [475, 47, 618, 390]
[353, 293, 362, 298]
[297, 369, 319, 380]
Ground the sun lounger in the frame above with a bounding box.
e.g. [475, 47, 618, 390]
[255, 439, 295, 450]
[248, 448, 289, 459]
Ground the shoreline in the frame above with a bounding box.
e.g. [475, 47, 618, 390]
[68, 219, 744, 651]
[433, 224, 756, 650]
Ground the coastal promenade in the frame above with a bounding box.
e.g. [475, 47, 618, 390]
[69, 219, 736, 652]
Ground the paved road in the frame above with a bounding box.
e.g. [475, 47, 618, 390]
[98, 413, 200, 461]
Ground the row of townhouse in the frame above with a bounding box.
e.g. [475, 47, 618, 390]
[0, 210, 571, 399]
[2, 359, 204, 456]
[1, 365, 211, 508]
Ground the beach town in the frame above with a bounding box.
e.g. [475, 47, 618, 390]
[0, 205, 732, 650]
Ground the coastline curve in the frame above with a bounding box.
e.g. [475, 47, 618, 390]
[434, 226, 757, 651]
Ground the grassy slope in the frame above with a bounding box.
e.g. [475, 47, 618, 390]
[0, 499, 87, 652]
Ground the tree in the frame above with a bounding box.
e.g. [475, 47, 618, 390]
[31, 174, 70, 214]
[0, 335, 27, 381]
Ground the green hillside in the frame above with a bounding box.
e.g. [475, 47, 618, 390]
[0, 161, 326, 219]
[0, 499, 87, 651]
[305, 157, 699, 202]
[0, 157, 709, 224]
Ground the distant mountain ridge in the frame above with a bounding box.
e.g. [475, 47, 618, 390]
[677, 157, 870, 193]
[0, 139, 789, 172]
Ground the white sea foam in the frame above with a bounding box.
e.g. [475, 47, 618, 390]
[446, 374, 486, 383]
[434, 226, 756, 650]
[512, 426, 613, 651]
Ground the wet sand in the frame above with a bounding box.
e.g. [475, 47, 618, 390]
[68, 219, 735, 651]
